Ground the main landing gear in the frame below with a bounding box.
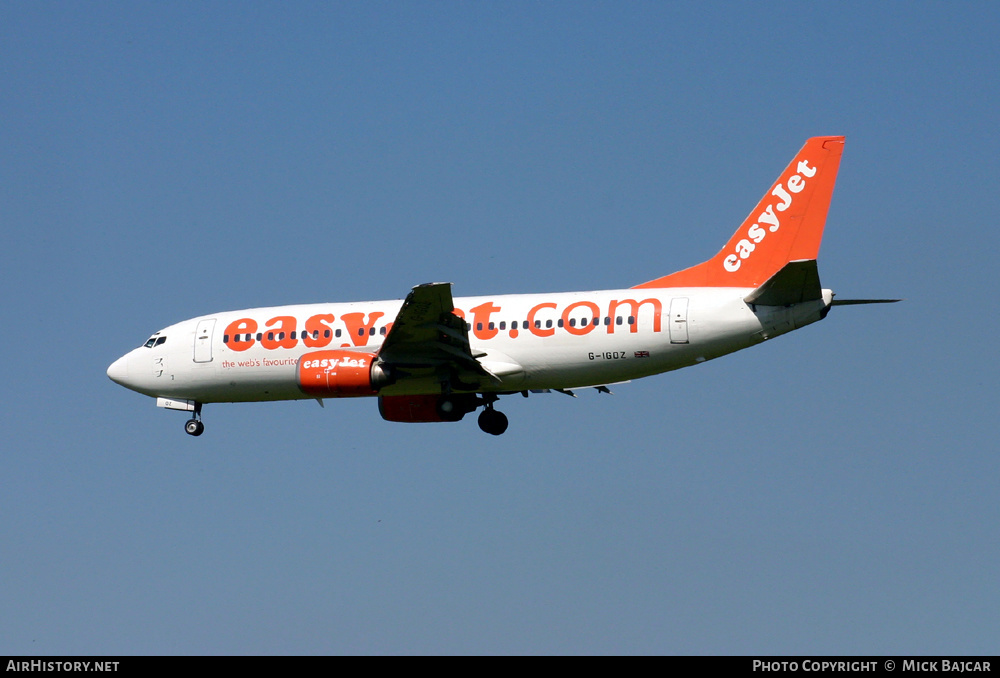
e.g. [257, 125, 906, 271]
[430, 391, 510, 435]
[477, 395, 508, 436]
[184, 402, 204, 437]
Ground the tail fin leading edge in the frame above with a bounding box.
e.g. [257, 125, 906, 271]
[634, 136, 845, 290]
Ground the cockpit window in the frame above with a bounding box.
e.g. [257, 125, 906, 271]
[143, 335, 167, 348]
[155, 336, 166, 347]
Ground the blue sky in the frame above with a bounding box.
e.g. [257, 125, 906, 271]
[2, 2, 998, 655]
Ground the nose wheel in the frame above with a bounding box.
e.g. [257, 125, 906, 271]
[184, 402, 204, 436]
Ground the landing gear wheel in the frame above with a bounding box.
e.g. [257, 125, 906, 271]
[478, 408, 509, 436]
[184, 419, 204, 436]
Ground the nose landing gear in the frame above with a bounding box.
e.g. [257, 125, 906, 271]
[184, 402, 204, 437]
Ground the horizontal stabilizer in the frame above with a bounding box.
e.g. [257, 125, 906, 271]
[744, 260, 822, 306]
[830, 298, 901, 306]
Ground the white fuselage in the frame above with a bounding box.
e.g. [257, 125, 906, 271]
[107, 286, 833, 404]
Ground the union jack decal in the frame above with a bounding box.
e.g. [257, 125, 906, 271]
[634, 351, 650, 358]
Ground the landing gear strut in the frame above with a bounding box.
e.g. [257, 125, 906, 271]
[477, 397, 509, 436]
[184, 402, 204, 437]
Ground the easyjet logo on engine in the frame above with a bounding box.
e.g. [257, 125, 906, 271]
[301, 356, 366, 371]
[723, 159, 817, 273]
[298, 349, 381, 398]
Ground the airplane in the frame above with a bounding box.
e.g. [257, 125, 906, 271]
[107, 136, 896, 437]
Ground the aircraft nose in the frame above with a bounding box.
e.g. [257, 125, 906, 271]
[107, 354, 130, 386]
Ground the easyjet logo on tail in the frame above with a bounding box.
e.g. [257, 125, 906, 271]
[723, 159, 817, 273]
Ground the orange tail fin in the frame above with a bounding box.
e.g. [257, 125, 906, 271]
[634, 136, 845, 290]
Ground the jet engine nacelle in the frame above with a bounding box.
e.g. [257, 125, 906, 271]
[378, 394, 478, 423]
[298, 350, 394, 397]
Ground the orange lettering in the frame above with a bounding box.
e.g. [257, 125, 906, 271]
[341, 312, 385, 346]
[527, 302, 556, 337]
[608, 299, 662, 334]
[470, 302, 501, 340]
[260, 316, 298, 350]
[224, 318, 257, 352]
[303, 313, 336, 348]
[561, 301, 601, 336]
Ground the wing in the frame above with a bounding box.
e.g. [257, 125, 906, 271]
[377, 282, 500, 386]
